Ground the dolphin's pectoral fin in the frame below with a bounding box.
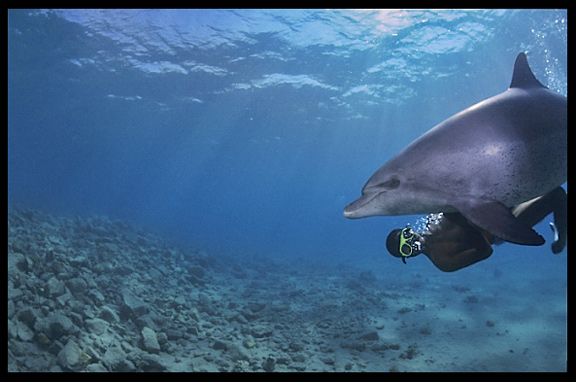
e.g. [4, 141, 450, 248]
[451, 198, 545, 246]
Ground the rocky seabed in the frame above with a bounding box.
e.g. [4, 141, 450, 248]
[8, 207, 566, 372]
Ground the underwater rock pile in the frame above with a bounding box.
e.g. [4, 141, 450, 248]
[8, 208, 214, 371]
[7, 207, 567, 372]
[7, 207, 412, 371]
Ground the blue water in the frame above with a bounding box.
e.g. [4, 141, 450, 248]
[8, 10, 567, 292]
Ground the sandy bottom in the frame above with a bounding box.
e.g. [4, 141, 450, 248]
[8, 207, 567, 372]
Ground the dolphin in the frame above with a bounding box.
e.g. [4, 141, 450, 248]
[344, 53, 566, 246]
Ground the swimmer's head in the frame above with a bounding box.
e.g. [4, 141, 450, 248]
[386, 227, 424, 263]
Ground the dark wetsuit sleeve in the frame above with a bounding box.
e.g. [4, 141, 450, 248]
[512, 187, 567, 253]
[427, 246, 493, 272]
[424, 213, 493, 272]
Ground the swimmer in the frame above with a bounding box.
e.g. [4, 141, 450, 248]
[386, 187, 567, 272]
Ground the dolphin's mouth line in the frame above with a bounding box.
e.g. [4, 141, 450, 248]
[343, 190, 385, 218]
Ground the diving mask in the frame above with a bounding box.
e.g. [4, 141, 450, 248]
[399, 227, 421, 263]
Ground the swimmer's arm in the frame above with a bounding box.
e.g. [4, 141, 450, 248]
[429, 245, 493, 272]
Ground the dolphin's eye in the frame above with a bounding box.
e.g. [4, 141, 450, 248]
[379, 178, 401, 189]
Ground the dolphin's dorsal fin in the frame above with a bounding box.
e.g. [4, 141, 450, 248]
[509, 52, 547, 89]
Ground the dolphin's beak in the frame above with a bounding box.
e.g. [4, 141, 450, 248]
[343, 205, 361, 219]
[343, 192, 378, 219]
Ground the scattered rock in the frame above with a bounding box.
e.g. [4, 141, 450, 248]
[102, 346, 134, 372]
[35, 333, 51, 348]
[141, 327, 161, 354]
[358, 331, 379, 341]
[371, 343, 390, 352]
[115, 265, 135, 276]
[38, 312, 79, 341]
[7, 320, 17, 340]
[419, 326, 432, 335]
[187, 265, 206, 284]
[213, 339, 228, 350]
[400, 345, 419, 360]
[157, 331, 168, 346]
[57, 339, 85, 371]
[85, 318, 109, 335]
[121, 289, 149, 317]
[70, 256, 90, 268]
[246, 301, 266, 313]
[17, 308, 37, 328]
[45, 277, 67, 298]
[341, 341, 365, 352]
[165, 328, 183, 341]
[66, 277, 88, 294]
[291, 353, 307, 363]
[139, 353, 167, 371]
[288, 341, 304, 351]
[7, 283, 23, 301]
[100, 306, 120, 324]
[173, 296, 186, 307]
[321, 356, 335, 365]
[262, 356, 275, 372]
[251, 325, 273, 338]
[86, 363, 108, 372]
[15, 319, 34, 342]
[8, 252, 28, 275]
[227, 344, 249, 362]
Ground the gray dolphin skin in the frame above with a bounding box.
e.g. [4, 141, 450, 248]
[344, 53, 566, 246]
